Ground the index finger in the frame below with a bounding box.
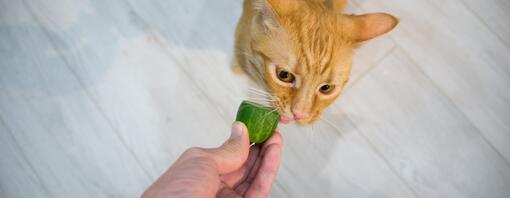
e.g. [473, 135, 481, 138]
[244, 143, 282, 197]
[261, 130, 283, 153]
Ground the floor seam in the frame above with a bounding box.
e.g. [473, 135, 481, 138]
[124, 0, 234, 127]
[21, 0, 154, 182]
[0, 115, 54, 198]
[344, 44, 397, 93]
[343, 114, 422, 198]
[457, 0, 510, 50]
[354, 0, 510, 170]
[389, 37, 510, 167]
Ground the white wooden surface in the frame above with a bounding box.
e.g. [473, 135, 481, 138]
[1, 0, 509, 197]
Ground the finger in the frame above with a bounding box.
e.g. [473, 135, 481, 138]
[244, 147, 264, 184]
[234, 131, 283, 196]
[244, 144, 282, 198]
[221, 145, 260, 187]
[261, 131, 283, 153]
[217, 182, 242, 198]
[206, 122, 251, 174]
[233, 182, 251, 197]
[144, 153, 220, 198]
[217, 187, 242, 198]
[234, 147, 264, 196]
[244, 131, 282, 183]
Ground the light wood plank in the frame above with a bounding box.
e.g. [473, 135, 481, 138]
[357, 0, 510, 163]
[18, 0, 234, 173]
[70, 32, 235, 176]
[461, 0, 510, 47]
[0, 4, 152, 197]
[274, 121, 417, 198]
[0, 55, 151, 197]
[0, 121, 51, 198]
[338, 47, 510, 197]
[129, 0, 249, 120]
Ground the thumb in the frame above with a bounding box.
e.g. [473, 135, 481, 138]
[206, 122, 250, 174]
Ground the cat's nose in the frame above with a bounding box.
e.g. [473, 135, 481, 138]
[292, 109, 309, 120]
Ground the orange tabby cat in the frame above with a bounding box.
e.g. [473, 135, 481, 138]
[233, 0, 398, 125]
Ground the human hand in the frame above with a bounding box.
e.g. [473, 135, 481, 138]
[142, 122, 283, 198]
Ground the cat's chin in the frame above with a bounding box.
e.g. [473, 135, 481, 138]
[278, 114, 321, 125]
[280, 119, 319, 126]
[279, 117, 291, 125]
[295, 116, 321, 126]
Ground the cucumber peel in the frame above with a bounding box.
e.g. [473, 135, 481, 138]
[235, 101, 280, 144]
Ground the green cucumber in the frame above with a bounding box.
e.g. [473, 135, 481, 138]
[235, 101, 280, 144]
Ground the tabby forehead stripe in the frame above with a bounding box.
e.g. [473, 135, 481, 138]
[295, 18, 335, 76]
[321, 35, 335, 75]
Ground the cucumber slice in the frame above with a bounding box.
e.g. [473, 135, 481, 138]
[236, 101, 280, 144]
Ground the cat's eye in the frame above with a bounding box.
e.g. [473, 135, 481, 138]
[276, 68, 295, 84]
[319, 84, 335, 94]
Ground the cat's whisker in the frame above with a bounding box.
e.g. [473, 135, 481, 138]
[249, 91, 271, 98]
[248, 86, 269, 93]
[250, 70, 269, 90]
[248, 90, 270, 98]
[244, 97, 277, 102]
[311, 125, 319, 150]
[244, 98, 274, 106]
[246, 97, 277, 106]
[248, 88, 269, 95]
[307, 125, 314, 147]
[320, 117, 343, 137]
[247, 87, 282, 106]
[245, 100, 272, 106]
[248, 87, 271, 96]
[304, 125, 320, 151]
[247, 94, 270, 101]
[245, 96, 269, 100]
[267, 95, 281, 103]
[260, 109, 278, 120]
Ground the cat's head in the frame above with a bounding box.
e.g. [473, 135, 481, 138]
[239, 0, 398, 125]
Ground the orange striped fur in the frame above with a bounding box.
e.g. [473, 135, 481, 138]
[233, 0, 398, 125]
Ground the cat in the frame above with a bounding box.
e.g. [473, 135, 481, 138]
[232, 0, 398, 125]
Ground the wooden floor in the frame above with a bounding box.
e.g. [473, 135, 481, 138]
[1, 0, 509, 197]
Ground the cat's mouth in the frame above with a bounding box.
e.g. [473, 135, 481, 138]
[275, 105, 320, 125]
[279, 115, 318, 125]
[274, 105, 316, 125]
[280, 117, 291, 124]
[264, 93, 317, 125]
[270, 101, 293, 125]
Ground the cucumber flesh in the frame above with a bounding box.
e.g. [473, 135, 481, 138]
[235, 101, 280, 144]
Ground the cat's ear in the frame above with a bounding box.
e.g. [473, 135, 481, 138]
[253, 0, 299, 31]
[346, 13, 399, 42]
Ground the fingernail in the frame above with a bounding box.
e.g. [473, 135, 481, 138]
[230, 122, 244, 140]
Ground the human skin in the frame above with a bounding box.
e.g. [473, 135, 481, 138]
[142, 122, 283, 198]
